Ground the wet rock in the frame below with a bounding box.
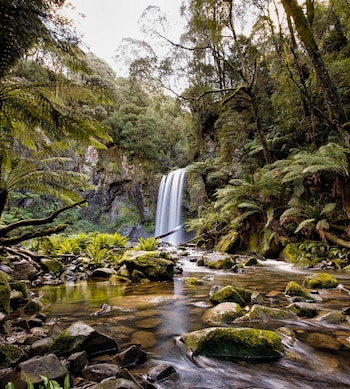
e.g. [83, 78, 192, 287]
[203, 252, 235, 269]
[242, 256, 263, 267]
[306, 332, 342, 351]
[285, 281, 315, 301]
[287, 302, 318, 318]
[12, 260, 38, 281]
[91, 303, 112, 316]
[130, 331, 156, 349]
[184, 277, 203, 285]
[209, 285, 252, 306]
[81, 363, 120, 382]
[315, 310, 346, 324]
[303, 272, 338, 289]
[88, 377, 141, 389]
[111, 345, 147, 368]
[202, 302, 243, 325]
[236, 304, 296, 322]
[1, 353, 69, 389]
[50, 321, 119, 357]
[91, 268, 118, 279]
[180, 327, 284, 361]
[251, 291, 264, 305]
[121, 250, 174, 281]
[67, 351, 88, 374]
[147, 364, 176, 382]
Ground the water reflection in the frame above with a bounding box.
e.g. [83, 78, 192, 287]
[39, 259, 350, 388]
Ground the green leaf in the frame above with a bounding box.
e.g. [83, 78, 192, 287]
[295, 218, 316, 233]
[321, 203, 336, 216]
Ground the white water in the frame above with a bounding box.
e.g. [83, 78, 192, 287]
[155, 168, 186, 245]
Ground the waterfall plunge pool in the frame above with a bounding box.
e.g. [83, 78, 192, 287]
[39, 255, 350, 389]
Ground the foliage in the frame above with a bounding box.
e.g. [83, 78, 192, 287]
[6, 374, 71, 389]
[135, 237, 159, 251]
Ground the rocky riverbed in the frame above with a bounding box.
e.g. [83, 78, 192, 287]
[1, 246, 350, 388]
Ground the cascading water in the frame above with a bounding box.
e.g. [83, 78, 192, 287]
[155, 168, 186, 245]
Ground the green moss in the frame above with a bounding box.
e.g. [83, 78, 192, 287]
[182, 327, 283, 360]
[0, 344, 25, 368]
[209, 286, 252, 306]
[303, 273, 338, 289]
[285, 281, 313, 300]
[0, 271, 11, 315]
[10, 281, 29, 299]
[279, 243, 299, 263]
[184, 277, 204, 285]
[243, 256, 262, 267]
[246, 304, 296, 321]
[215, 230, 239, 252]
[50, 330, 84, 357]
[42, 258, 63, 274]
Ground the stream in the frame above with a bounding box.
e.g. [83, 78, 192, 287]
[38, 252, 350, 389]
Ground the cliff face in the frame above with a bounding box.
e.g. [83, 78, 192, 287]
[80, 146, 161, 240]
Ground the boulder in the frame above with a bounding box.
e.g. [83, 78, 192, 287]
[121, 250, 174, 281]
[306, 332, 342, 351]
[202, 302, 242, 325]
[203, 252, 235, 269]
[111, 345, 147, 369]
[1, 354, 69, 389]
[12, 260, 38, 281]
[236, 304, 296, 322]
[285, 281, 314, 301]
[67, 351, 88, 374]
[81, 363, 120, 382]
[180, 327, 283, 361]
[314, 310, 346, 324]
[287, 302, 318, 318]
[303, 272, 338, 289]
[50, 321, 118, 357]
[147, 364, 176, 382]
[91, 268, 118, 279]
[209, 285, 252, 306]
[0, 344, 27, 369]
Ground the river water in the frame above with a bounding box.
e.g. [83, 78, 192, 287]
[39, 252, 350, 389]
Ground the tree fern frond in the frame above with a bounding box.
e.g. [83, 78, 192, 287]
[295, 218, 316, 233]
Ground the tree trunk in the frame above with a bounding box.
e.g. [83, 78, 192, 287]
[281, 0, 348, 137]
[0, 187, 8, 218]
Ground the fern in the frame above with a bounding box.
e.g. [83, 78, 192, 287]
[135, 237, 159, 251]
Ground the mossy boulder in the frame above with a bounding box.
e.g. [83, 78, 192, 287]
[287, 302, 318, 318]
[0, 344, 27, 368]
[121, 250, 174, 281]
[215, 231, 239, 253]
[236, 304, 296, 322]
[242, 256, 263, 267]
[303, 273, 338, 289]
[202, 302, 242, 325]
[279, 243, 299, 263]
[184, 277, 204, 285]
[0, 270, 11, 315]
[180, 327, 283, 361]
[209, 285, 252, 306]
[203, 252, 235, 269]
[41, 258, 63, 274]
[285, 281, 314, 301]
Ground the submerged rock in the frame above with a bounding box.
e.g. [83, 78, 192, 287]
[180, 327, 284, 361]
[306, 332, 342, 351]
[147, 364, 176, 382]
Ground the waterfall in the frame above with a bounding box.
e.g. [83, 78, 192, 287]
[155, 168, 186, 245]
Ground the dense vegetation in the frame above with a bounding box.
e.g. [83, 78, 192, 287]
[1, 0, 350, 266]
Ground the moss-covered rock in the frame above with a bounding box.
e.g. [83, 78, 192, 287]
[0, 271, 11, 315]
[242, 256, 263, 267]
[287, 302, 318, 318]
[180, 327, 284, 361]
[279, 243, 299, 263]
[303, 273, 338, 289]
[0, 344, 27, 368]
[184, 277, 204, 285]
[203, 252, 235, 269]
[236, 304, 296, 322]
[285, 281, 314, 300]
[215, 230, 239, 253]
[41, 258, 63, 274]
[121, 250, 174, 281]
[202, 302, 242, 325]
[209, 285, 252, 306]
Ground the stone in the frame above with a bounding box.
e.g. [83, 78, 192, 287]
[88, 377, 141, 389]
[91, 267, 118, 279]
[180, 327, 284, 361]
[306, 332, 342, 351]
[203, 252, 235, 269]
[0, 344, 27, 369]
[31, 337, 54, 356]
[315, 310, 346, 324]
[209, 285, 252, 306]
[242, 256, 262, 267]
[236, 304, 296, 322]
[130, 331, 156, 349]
[121, 250, 174, 281]
[67, 351, 88, 374]
[287, 302, 318, 318]
[184, 277, 204, 285]
[50, 321, 118, 357]
[303, 272, 338, 289]
[1, 353, 69, 389]
[111, 345, 147, 369]
[12, 260, 38, 281]
[285, 281, 314, 301]
[147, 364, 176, 382]
[81, 363, 120, 382]
[202, 302, 242, 325]
[251, 291, 264, 305]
